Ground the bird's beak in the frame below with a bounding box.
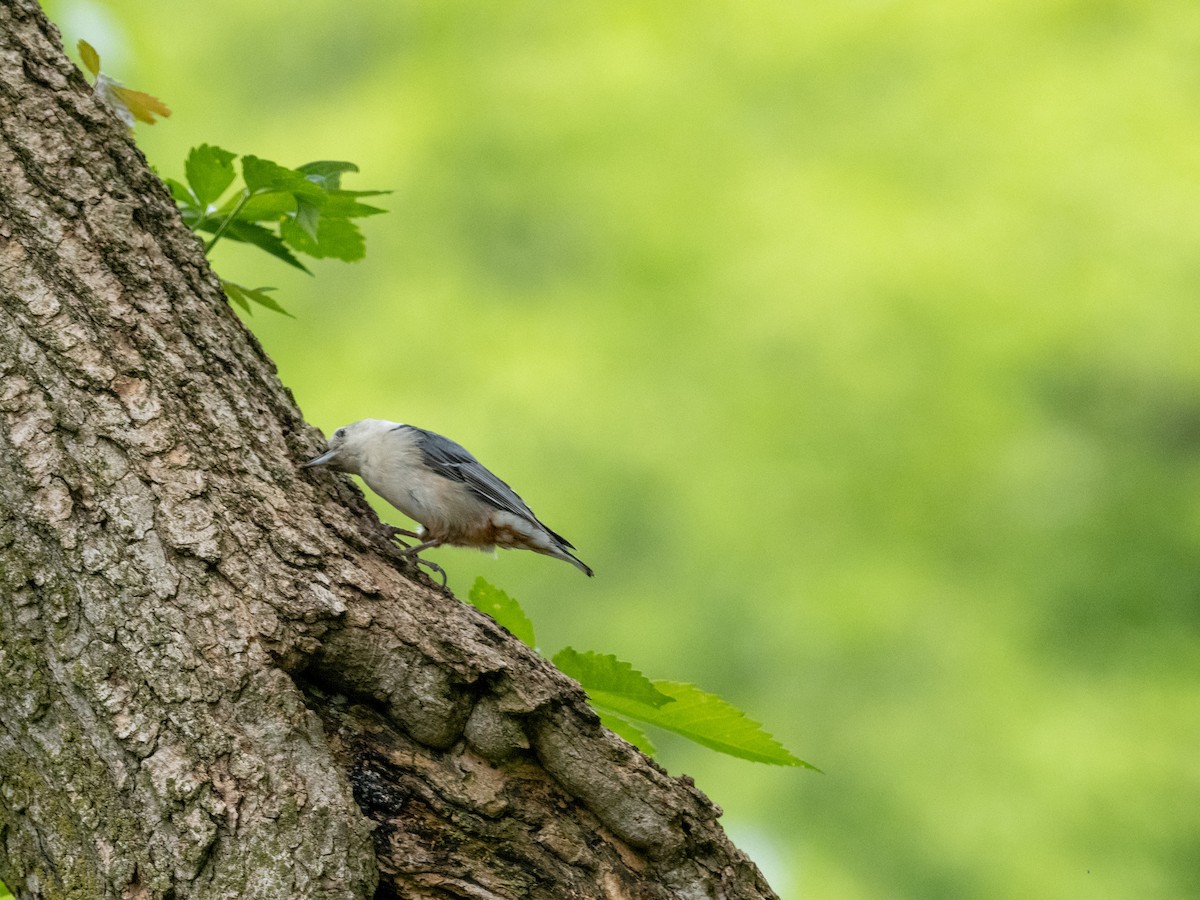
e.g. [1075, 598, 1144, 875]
[302, 448, 339, 468]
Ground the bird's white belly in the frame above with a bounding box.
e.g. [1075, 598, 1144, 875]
[366, 470, 436, 523]
[360, 462, 489, 541]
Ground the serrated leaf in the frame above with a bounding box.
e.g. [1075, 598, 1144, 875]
[179, 150, 386, 269]
[241, 155, 296, 193]
[294, 195, 322, 241]
[77, 39, 101, 77]
[220, 221, 311, 273]
[242, 155, 324, 199]
[81, 42, 169, 127]
[164, 177, 196, 206]
[331, 188, 391, 199]
[186, 145, 237, 206]
[604, 681, 816, 768]
[224, 191, 296, 223]
[467, 578, 535, 646]
[297, 160, 358, 190]
[222, 281, 293, 318]
[109, 84, 170, 124]
[222, 281, 252, 313]
[323, 191, 389, 219]
[280, 215, 365, 261]
[552, 648, 673, 709]
[164, 178, 202, 227]
[597, 711, 657, 756]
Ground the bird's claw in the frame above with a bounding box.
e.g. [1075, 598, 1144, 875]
[410, 555, 447, 588]
[377, 526, 446, 586]
[386, 525, 422, 549]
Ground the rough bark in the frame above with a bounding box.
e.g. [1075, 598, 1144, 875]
[0, 2, 779, 898]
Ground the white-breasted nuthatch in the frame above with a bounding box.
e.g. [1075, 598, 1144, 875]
[303, 418, 594, 580]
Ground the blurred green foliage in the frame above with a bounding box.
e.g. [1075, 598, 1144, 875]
[36, 0, 1200, 896]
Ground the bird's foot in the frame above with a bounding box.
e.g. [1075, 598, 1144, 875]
[395, 537, 447, 589]
[410, 555, 447, 588]
[386, 525, 422, 549]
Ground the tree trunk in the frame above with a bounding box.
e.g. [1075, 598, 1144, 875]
[0, 2, 779, 897]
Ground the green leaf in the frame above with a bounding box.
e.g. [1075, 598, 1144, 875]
[597, 711, 657, 755]
[552, 648, 673, 710]
[222, 281, 293, 317]
[173, 148, 387, 270]
[220, 221, 311, 273]
[164, 178, 203, 227]
[188, 214, 228, 235]
[467, 578, 535, 647]
[294, 195, 322, 241]
[280, 215, 365, 261]
[163, 177, 196, 207]
[185, 145, 237, 206]
[223, 282, 251, 313]
[77, 39, 101, 77]
[330, 188, 392, 199]
[227, 191, 297, 223]
[296, 160, 359, 190]
[602, 681, 817, 768]
[242, 155, 324, 199]
[323, 191, 389, 219]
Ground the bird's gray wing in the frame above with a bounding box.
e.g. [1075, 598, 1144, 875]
[400, 425, 574, 546]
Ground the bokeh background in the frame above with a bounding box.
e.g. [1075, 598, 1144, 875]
[32, 1, 1200, 896]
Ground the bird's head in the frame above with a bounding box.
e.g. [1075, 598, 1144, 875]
[303, 418, 398, 474]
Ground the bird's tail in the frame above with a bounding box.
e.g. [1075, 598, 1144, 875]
[564, 549, 594, 577]
[545, 543, 594, 577]
[536, 523, 594, 576]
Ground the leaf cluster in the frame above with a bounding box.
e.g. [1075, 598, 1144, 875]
[166, 145, 387, 312]
[77, 39, 171, 127]
[74, 43, 387, 315]
[467, 578, 815, 769]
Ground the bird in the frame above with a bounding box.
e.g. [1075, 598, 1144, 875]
[303, 418, 594, 583]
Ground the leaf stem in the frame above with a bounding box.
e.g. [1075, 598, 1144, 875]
[204, 190, 253, 254]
